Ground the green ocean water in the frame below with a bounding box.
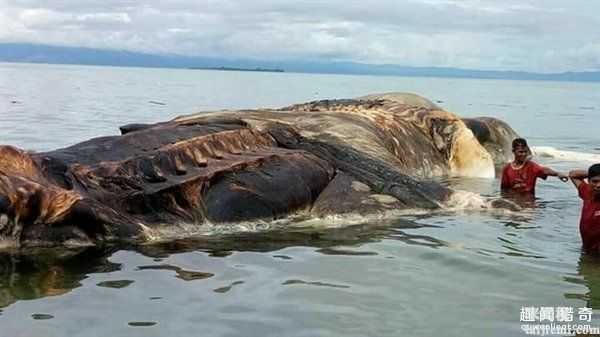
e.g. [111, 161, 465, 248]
[1, 62, 600, 337]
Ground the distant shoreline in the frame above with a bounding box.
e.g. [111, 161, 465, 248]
[2, 43, 600, 82]
[189, 66, 284, 73]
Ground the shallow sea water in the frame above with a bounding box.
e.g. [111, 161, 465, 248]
[1, 62, 600, 337]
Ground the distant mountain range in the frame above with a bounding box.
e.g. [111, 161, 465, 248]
[1, 43, 600, 82]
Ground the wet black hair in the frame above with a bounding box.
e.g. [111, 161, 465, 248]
[588, 163, 600, 179]
[512, 138, 528, 150]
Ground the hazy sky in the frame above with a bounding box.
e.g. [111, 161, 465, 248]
[1, 0, 598, 72]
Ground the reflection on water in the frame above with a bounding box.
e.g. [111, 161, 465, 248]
[0, 196, 594, 336]
[500, 191, 540, 209]
[0, 246, 120, 308]
[135, 217, 428, 258]
[282, 279, 350, 289]
[136, 264, 214, 281]
[386, 229, 448, 249]
[316, 248, 378, 256]
[0, 218, 424, 310]
[128, 321, 158, 327]
[575, 254, 600, 309]
[31, 313, 54, 320]
[214, 281, 245, 293]
[97, 280, 135, 289]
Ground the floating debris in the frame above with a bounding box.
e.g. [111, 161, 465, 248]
[137, 264, 214, 281]
[96, 280, 135, 289]
[213, 281, 244, 293]
[128, 321, 157, 327]
[282, 279, 350, 289]
[31, 313, 54, 320]
[317, 248, 378, 256]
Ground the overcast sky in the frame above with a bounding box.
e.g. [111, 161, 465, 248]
[1, 0, 598, 73]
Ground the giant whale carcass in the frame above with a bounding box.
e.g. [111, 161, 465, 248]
[0, 93, 519, 248]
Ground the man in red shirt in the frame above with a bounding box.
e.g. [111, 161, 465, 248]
[570, 164, 600, 252]
[501, 138, 568, 194]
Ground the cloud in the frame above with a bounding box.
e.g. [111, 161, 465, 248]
[0, 0, 599, 72]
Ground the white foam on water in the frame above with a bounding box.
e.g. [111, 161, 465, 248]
[141, 213, 314, 243]
[141, 190, 525, 243]
[1, 191, 525, 249]
[443, 190, 522, 214]
[285, 208, 434, 230]
[0, 192, 525, 249]
[532, 146, 600, 163]
[140, 208, 439, 242]
[444, 190, 489, 210]
[137, 187, 532, 243]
